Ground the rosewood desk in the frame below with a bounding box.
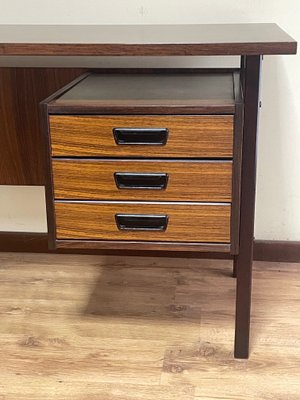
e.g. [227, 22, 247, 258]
[0, 24, 297, 358]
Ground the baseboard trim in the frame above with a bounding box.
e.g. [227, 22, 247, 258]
[0, 232, 299, 262]
[253, 240, 300, 263]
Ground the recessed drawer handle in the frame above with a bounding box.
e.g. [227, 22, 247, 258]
[115, 214, 169, 231]
[113, 128, 168, 145]
[114, 172, 169, 190]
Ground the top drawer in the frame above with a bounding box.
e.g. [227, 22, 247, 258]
[50, 115, 234, 158]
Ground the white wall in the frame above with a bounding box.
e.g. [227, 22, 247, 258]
[0, 0, 299, 240]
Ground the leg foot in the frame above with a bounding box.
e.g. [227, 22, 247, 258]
[233, 256, 237, 278]
[234, 250, 253, 359]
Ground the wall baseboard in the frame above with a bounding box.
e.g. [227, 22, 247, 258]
[253, 240, 300, 263]
[0, 232, 299, 263]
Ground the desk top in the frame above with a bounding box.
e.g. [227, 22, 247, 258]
[0, 24, 297, 56]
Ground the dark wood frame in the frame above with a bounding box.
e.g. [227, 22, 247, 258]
[40, 73, 90, 250]
[234, 56, 261, 358]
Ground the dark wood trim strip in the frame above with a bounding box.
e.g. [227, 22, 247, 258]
[48, 104, 235, 115]
[1, 42, 297, 56]
[0, 232, 299, 263]
[40, 101, 56, 250]
[230, 71, 244, 254]
[55, 240, 231, 253]
[41, 72, 90, 105]
[89, 67, 241, 74]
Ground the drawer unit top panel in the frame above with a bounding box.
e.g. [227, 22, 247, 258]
[48, 72, 236, 113]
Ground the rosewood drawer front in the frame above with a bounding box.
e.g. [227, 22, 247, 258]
[50, 115, 234, 158]
[52, 159, 232, 202]
[55, 202, 231, 243]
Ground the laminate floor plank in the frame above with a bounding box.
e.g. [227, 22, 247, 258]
[0, 379, 195, 400]
[0, 252, 299, 399]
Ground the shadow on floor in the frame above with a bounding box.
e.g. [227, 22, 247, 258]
[83, 256, 235, 323]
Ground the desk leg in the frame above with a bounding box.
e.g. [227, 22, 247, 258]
[234, 55, 261, 359]
[233, 256, 237, 278]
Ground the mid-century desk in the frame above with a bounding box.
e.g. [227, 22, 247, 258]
[0, 24, 297, 358]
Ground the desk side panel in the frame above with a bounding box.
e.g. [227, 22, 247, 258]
[0, 67, 85, 185]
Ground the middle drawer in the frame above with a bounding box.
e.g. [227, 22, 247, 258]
[52, 159, 232, 202]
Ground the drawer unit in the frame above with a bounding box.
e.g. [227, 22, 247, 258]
[52, 159, 232, 202]
[50, 115, 234, 158]
[42, 70, 242, 253]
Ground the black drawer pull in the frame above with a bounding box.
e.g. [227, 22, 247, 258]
[115, 214, 169, 231]
[114, 172, 169, 190]
[113, 128, 168, 145]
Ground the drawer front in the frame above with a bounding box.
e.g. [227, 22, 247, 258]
[50, 115, 234, 158]
[52, 159, 232, 202]
[55, 202, 231, 243]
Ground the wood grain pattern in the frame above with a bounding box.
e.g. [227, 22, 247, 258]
[0, 253, 300, 399]
[50, 115, 234, 158]
[0, 23, 297, 56]
[1, 41, 296, 57]
[55, 201, 231, 243]
[52, 159, 232, 202]
[0, 68, 85, 185]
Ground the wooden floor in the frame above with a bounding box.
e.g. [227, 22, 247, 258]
[0, 252, 299, 399]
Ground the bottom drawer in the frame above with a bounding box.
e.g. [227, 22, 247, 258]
[55, 201, 231, 243]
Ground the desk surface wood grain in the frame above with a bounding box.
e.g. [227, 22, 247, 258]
[0, 24, 297, 56]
